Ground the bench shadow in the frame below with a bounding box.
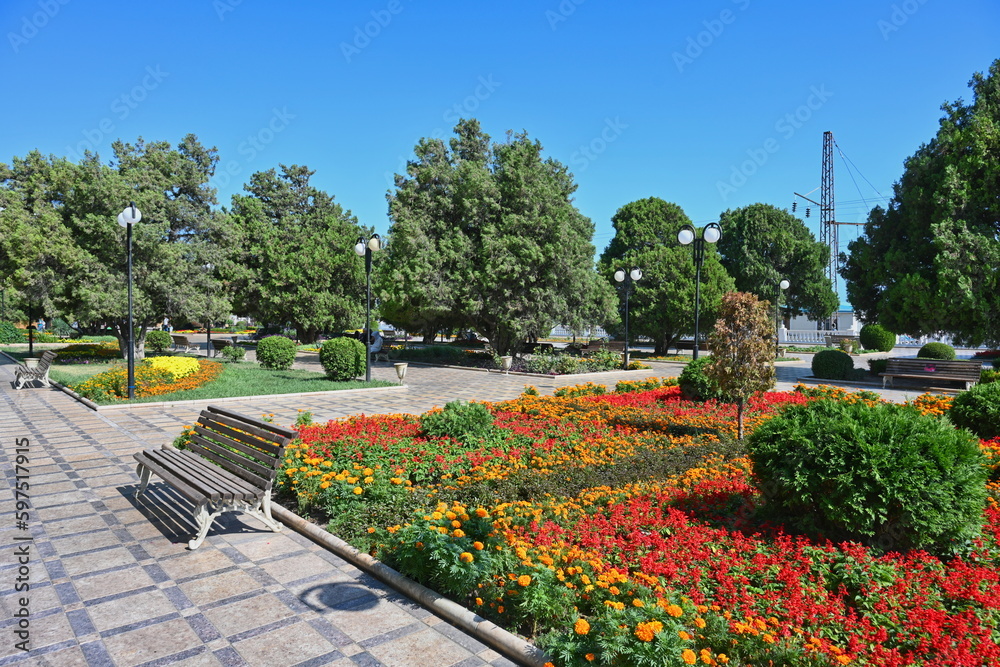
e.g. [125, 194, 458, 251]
[298, 582, 380, 612]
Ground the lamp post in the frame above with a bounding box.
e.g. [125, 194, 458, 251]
[354, 234, 381, 382]
[117, 202, 142, 399]
[613, 267, 642, 369]
[677, 222, 722, 360]
[774, 278, 790, 354]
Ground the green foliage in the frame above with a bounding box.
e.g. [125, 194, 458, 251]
[521, 385, 540, 396]
[525, 351, 580, 375]
[0, 322, 23, 344]
[51, 318, 76, 337]
[614, 377, 677, 393]
[716, 203, 838, 321]
[918, 342, 956, 360]
[220, 344, 246, 362]
[294, 410, 313, 426]
[842, 59, 1000, 347]
[145, 330, 172, 353]
[419, 400, 497, 444]
[598, 197, 735, 355]
[378, 119, 616, 355]
[319, 337, 365, 380]
[868, 357, 889, 375]
[678, 356, 724, 401]
[747, 399, 988, 556]
[553, 382, 607, 398]
[859, 323, 896, 352]
[981, 368, 1000, 384]
[811, 349, 856, 380]
[949, 382, 1000, 438]
[256, 335, 296, 370]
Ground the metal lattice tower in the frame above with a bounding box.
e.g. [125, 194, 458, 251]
[820, 131, 837, 299]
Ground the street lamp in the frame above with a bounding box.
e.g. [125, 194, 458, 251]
[117, 202, 142, 399]
[354, 234, 381, 382]
[677, 222, 721, 360]
[613, 267, 642, 369]
[774, 278, 790, 354]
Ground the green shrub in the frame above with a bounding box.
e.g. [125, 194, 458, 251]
[319, 337, 365, 380]
[145, 330, 172, 353]
[678, 356, 725, 401]
[859, 324, 896, 352]
[420, 399, 496, 444]
[868, 358, 888, 375]
[581, 348, 623, 372]
[52, 318, 76, 338]
[949, 381, 1000, 439]
[526, 352, 579, 375]
[747, 399, 988, 556]
[0, 322, 23, 344]
[396, 345, 466, 364]
[811, 349, 855, 380]
[221, 344, 247, 362]
[981, 368, 1000, 384]
[256, 335, 296, 370]
[918, 342, 955, 360]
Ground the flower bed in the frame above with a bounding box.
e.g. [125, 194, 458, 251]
[53, 342, 123, 362]
[71, 358, 223, 401]
[277, 382, 1000, 666]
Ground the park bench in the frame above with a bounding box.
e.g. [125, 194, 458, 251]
[133, 405, 298, 550]
[13, 351, 58, 389]
[522, 342, 555, 354]
[171, 335, 198, 353]
[580, 340, 625, 355]
[825, 334, 860, 348]
[880, 358, 981, 390]
[209, 337, 239, 356]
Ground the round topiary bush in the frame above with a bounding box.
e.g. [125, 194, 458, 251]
[145, 330, 172, 354]
[0, 322, 24, 344]
[747, 399, 988, 555]
[918, 342, 956, 360]
[256, 335, 296, 370]
[319, 337, 365, 380]
[811, 349, 856, 380]
[949, 381, 1000, 439]
[859, 323, 896, 352]
[678, 356, 725, 401]
[221, 344, 246, 363]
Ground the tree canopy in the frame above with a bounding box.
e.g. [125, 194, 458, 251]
[716, 203, 838, 321]
[227, 164, 368, 343]
[841, 58, 1000, 346]
[599, 197, 735, 354]
[379, 119, 615, 355]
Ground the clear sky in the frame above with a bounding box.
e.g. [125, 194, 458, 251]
[3, 0, 998, 270]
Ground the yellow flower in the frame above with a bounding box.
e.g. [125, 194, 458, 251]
[353, 487, 363, 495]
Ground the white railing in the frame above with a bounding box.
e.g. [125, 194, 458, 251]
[778, 329, 852, 345]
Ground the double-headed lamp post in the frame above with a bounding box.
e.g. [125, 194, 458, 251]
[117, 202, 142, 399]
[354, 234, 381, 382]
[613, 267, 642, 369]
[677, 222, 722, 360]
[774, 278, 790, 354]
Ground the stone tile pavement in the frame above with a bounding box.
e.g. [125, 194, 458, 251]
[0, 350, 935, 666]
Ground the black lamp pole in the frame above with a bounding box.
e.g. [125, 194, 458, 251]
[118, 202, 142, 399]
[774, 278, 790, 354]
[677, 223, 722, 360]
[614, 267, 642, 369]
[354, 235, 381, 382]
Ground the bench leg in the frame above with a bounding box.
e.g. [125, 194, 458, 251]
[256, 495, 282, 533]
[189, 501, 227, 550]
[135, 463, 152, 496]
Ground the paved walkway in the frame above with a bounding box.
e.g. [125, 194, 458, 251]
[0, 351, 934, 666]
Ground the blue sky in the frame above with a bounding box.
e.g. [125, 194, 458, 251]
[3, 0, 998, 270]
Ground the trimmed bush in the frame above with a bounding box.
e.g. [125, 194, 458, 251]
[867, 357, 889, 375]
[811, 349, 856, 380]
[678, 356, 725, 401]
[747, 399, 988, 555]
[420, 399, 496, 444]
[949, 381, 1000, 438]
[256, 335, 296, 370]
[918, 342, 955, 360]
[859, 324, 896, 352]
[221, 344, 246, 363]
[0, 322, 24, 344]
[319, 337, 365, 380]
[145, 330, 172, 353]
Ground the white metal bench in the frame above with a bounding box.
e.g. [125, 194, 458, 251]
[14, 351, 58, 389]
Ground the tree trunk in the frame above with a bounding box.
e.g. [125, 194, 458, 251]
[737, 399, 746, 441]
[297, 325, 319, 344]
[115, 323, 147, 361]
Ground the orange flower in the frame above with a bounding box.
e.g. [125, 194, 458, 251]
[459, 552, 474, 563]
[517, 575, 532, 587]
[352, 487, 363, 495]
[665, 603, 683, 617]
[585, 654, 596, 662]
[574, 618, 591, 635]
[634, 620, 663, 642]
[681, 649, 697, 665]
[472, 541, 485, 550]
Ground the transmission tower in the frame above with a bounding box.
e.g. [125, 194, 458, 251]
[820, 131, 837, 299]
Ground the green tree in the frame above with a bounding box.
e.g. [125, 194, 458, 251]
[0, 136, 232, 359]
[227, 165, 367, 343]
[841, 59, 1000, 346]
[716, 203, 838, 321]
[379, 119, 615, 355]
[706, 291, 776, 440]
[599, 197, 734, 355]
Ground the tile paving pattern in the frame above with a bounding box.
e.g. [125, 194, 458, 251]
[0, 349, 925, 666]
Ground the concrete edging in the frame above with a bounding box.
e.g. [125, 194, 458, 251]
[271, 505, 551, 667]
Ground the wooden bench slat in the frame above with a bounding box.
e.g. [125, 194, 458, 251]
[196, 412, 286, 457]
[148, 447, 260, 501]
[205, 405, 298, 441]
[880, 358, 981, 389]
[134, 451, 214, 503]
[192, 422, 280, 469]
[187, 434, 274, 490]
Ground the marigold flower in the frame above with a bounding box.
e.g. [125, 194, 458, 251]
[585, 654, 595, 662]
[632, 598, 644, 607]
[679, 630, 691, 640]
[459, 552, 474, 563]
[453, 529, 465, 538]
[635, 620, 663, 642]
[574, 618, 590, 635]
[681, 649, 697, 665]
[694, 617, 706, 629]
[472, 541, 484, 550]
[665, 603, 683, 617]
[517, 575, 531, 587]
[353, 487, 363, 495]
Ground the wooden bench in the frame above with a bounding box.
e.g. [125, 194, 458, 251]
[14, 351, 58, 389]
[880, 358, 982, 390]
[133, 406, 298, 550]
[209, 337, 239, 356]
[171, 335, 198, 353]
[579, 340, 626, 355]
[825, 334, 860, 348]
